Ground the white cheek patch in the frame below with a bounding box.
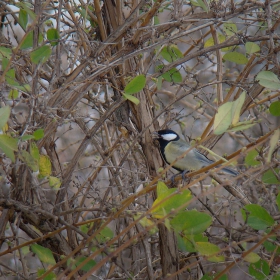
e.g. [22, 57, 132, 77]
[162, 133, 177, 141]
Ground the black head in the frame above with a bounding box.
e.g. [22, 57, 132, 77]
[152, 129, 180, 142]
[152, 129, 180, 165]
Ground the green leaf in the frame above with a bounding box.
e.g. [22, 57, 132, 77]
[37, 269, 56, 280]
[6, 68, 15, 79]
[30, 244, 56, 265]
[269, 101, 280, 116]
[223, 52, 248, 64]
[80, 222, 93, 234]
[228, 120, 257, 132]
[19, 9, 28, 30]
[231, 91, 246, 125]
[208, 254, 225, 263]
[223, 22, 237, 36]
[80, 223, 115, 241]
[20, 32, 44, 50]
[213, 102, 232, 134]
[33, 128, 44, 140]
[123, 93, 140, 105]
[178, 233, 208, 252]
[199, 275, 212, 280]
[12, 83, 31, 92]
[30, 46, 52, 64]
[47, 28, 60, 46]
[48, 176, 61, 190]
[267, 129, 280, 162]
[156, 181, 168, 196]
[96, 226, 114, 243]
[190, 0, 208, 12]
[277, 193, 280, 212]
[157, 76, 163, 90]
[0, 106, 11, 130]
[214, 92, 247, 134]
[177, 234, 188, 252]
[16, 2, 36, 20]
[135, 215, 158, 235]
[160, 45, 183, 63]
[77, 7, 91, 21]
[242, 204, 275, 230]
[0, 47, 12, 59]
[30, 142, 40, 161]
[263, 239, 277, 253]
[171, 210, 212, 234]
[8, 89, 19, 99]
[196, 242, 220, 256]
[164, 212, 171, 231]
[151, 182, 192, 219]
[21, 135, 34, 141]
[2, 69, 28, 93]
[200, 273, 228, 280]
[5, 69, 20, 87]
[39, 155, 52, 177]
[245, 42, 260, 54]
[21, 246, 30, 255]
[243, 252, 260, 263]
[6, 71, 17, 86]
[154, 16, 160, 25]
[262, 169, 280, 184]
[20, 150, 39, 172]
[161, 68, 182, 83]
[196, 242, 225, 262]
[204, 34, 226, 48]
[124, 75, 146, 94]
[4, 69, 29, 92]
[2, 56, 8, 70]
[0, 135, 18, 162]
[204, 34, 231, 51]
[245, 149, 261, 167]
[256, 71, 280, 90]
[74, 257, 96, 272]
[20, 32, 33, 50]
[249, 259, 270, 280]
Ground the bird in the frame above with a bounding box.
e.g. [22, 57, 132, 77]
[152, 129, 238, 181]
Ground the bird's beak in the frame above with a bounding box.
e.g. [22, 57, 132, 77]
[151, 131, 160, 139]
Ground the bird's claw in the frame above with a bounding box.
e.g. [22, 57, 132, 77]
[181, 170, 189, 182]
[170, 170, 189, 185]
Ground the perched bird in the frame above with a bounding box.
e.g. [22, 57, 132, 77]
[152, 129, 238, 180]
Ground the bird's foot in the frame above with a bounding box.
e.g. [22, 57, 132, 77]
[181, 170, 190, 182]
[170, 170, 190, 186]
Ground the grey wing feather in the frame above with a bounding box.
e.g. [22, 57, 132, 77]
[194, 149, 238, 176]
[193, 149, 214, 166]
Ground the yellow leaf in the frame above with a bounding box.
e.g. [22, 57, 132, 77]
[243, 252, 260, 263]
[231, 91, 246, 125]
[48, 176, 61, 190]
[213, 102, 232, 134]
[39, 155, 51, 177]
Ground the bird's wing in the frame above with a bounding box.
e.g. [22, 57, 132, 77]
[193, 149, 214, 166]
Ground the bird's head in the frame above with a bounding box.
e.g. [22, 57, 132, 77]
[152, 129, 180, 143]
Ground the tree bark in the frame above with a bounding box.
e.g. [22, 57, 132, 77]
[132, 89, 179, 279]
